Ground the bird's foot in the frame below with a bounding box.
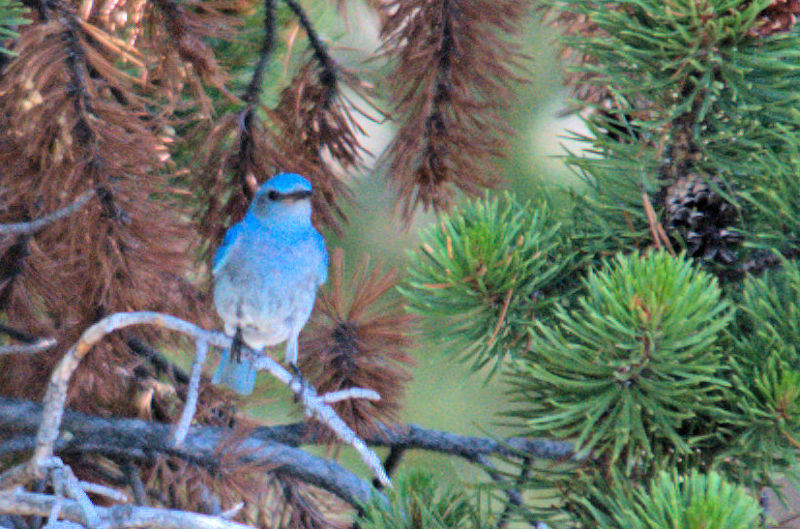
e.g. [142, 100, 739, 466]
[289, 363, 307, 403]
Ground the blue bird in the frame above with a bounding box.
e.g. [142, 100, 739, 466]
[211, 172, 328, 395]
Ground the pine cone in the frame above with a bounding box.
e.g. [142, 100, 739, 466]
[750, 0, 800, 36]
[665, 173, 742, 265]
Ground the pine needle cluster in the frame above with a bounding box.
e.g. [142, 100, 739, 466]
[402, 193, 573, 373]
[507, 252, 733, 472]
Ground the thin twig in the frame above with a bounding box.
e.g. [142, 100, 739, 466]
[372, 446, 404, 490]
[495, 456, 531, 529]
[250, 354, 390, 487]
[319, 388, 380, 404]
[219, 504, 243, 520]
[284, 0, 337, 102]
[77, 482, 128, 504]
[477, 456, 542, 529]
[170, 339, 208, 448]
[243, 0, 275, 106]
[123, 462, 146, 506]
[0, 191, 95, 236]
[0, 325, 38, 344]
[0, 339, 56, 356]
[235, 0, 276, 200]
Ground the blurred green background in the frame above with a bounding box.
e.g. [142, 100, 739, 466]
[225, 1, 584, 486]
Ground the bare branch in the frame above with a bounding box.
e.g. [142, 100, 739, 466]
[319, 388, 380, 405]
[76, 482, 127, 504]
[252, 423, 576, 461]
[0, 339, 56, 356]
[0, 399, 380, 508]
[0, 489, 252, 529]
[0, 398, 575, 509]
[0, 190, 94, 236]
[0, 311, 386, 490]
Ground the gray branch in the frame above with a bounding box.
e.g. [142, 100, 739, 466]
[0, 399, 377, 508]
[0, 488, 251, 529]
[0, 338, 57, 356]
[0, 398, 576, 509]
[251, 423, 576, 461]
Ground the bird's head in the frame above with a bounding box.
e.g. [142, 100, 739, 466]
[249, 173, 314, 223]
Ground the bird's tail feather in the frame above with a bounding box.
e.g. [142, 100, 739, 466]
[212, 348, 257, 395]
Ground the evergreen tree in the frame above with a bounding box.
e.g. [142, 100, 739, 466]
[0, 0, 799, 528]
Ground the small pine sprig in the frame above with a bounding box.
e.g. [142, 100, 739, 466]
[507, 252, 733, 471]
[401, 193, 572, 376]
[359, 471, 484, 529]
[606, 470, 761, 529]
[0, 0, 29, 56]
[717, 260, 800, 486]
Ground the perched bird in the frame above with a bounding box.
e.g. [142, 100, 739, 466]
[211, 172, 328, 395]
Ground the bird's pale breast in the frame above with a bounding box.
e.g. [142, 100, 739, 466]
[213, 225, 323, 350]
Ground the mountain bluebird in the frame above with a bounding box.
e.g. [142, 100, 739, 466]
[211, 172, 328, 395]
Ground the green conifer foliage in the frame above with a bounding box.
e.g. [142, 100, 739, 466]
[401, 194, 574, 373]
[397, 0, 800, 524]
[718, 262, 800, 485]
[0, 0, 28, 55]
[507, 252, 732, 471]
[360, 472, 484, 529]
[606, 470, 761, 529]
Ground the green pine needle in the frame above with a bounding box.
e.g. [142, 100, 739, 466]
[507, 251, 733, 470]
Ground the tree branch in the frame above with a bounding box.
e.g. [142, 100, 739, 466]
[0, 191, 95, 236]
[283, 0, 337, 104]
[0, 398, 576, 509]
[251, 423, 576, 461]
[0, 489, 252, 529]
[0, 399, 379, 508]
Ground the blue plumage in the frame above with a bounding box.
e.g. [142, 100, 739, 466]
[211, 173, 328, 395]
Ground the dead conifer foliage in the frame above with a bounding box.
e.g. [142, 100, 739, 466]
[378, 0, 531, 220]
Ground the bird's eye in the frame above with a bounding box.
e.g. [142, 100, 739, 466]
[267, 190, 280, 201]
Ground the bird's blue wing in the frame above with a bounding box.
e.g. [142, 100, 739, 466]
[213, 222, 244, 275]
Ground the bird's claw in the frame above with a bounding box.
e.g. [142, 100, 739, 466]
[290, 363, 307, 403]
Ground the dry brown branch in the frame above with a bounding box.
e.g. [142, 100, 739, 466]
[300, 248, 415, 441]
[379, 0, 531, 219]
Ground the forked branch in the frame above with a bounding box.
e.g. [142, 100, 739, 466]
[0, 311, 388, 490]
